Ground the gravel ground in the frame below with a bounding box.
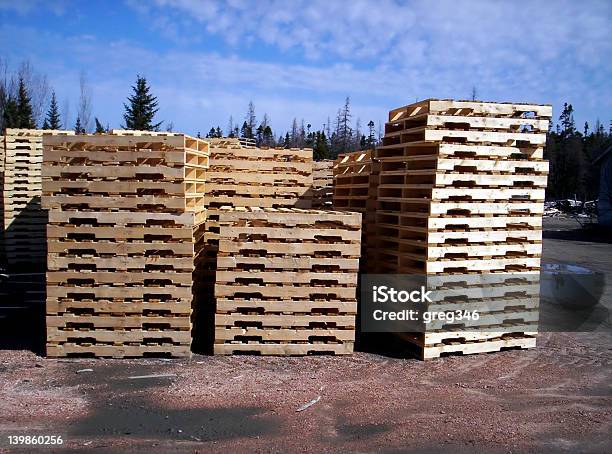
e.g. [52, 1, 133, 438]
[0, 217, 610, 453]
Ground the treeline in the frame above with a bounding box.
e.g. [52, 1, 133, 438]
[204, 97, 380, 160]
[546, 103, 611, 201]
[0, 58, 169, 135]
[1, 58, 611, 202]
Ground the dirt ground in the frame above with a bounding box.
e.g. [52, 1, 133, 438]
[0, 217, 610, 453]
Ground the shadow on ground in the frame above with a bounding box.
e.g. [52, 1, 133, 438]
[65, 364, 282, 443]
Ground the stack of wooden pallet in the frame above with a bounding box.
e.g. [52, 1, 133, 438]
[2, 129, 74, 269]
[311, 160, 334, 208]
[212, 207, 361, 355]
[42, 132, 209, 358]
[204, 138, 312, 211]
[193, 139, 316, 348]
[376, 99, 551, 358]
[333, 150, 379, 271]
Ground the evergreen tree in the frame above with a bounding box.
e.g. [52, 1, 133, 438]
[16, 77, 35, 128]
[366, 120, 376, 149]
[215, 126, 223, 138]
[240, 121, 251, 139]
[263, 126, 274, 146]
[122, 75, 161, 131]
[74, 115, 84, 134]
[283, 132, 291, 148]
[94, 117, 106, 133]
[313, 131, 330, 160]
[43, 91, 61, 130]
[3, 96, 19, 128]
[206, 127, 216, 138]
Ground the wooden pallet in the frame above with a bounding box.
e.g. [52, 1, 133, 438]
[211, 207, 360, 355]
[387, 99, 552, 122]
[398, 332, 537, 360]
[46, 343, 191, 358]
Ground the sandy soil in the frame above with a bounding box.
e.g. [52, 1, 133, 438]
[0, 218, 610, 453]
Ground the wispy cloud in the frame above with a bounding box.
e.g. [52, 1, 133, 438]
[1, 0, 610, 133]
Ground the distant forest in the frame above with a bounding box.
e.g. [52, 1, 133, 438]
[1, 59, 610, 202]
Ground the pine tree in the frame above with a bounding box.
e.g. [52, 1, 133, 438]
[263, 126, 274, 146]
[313, 131, 330, 160]
[43, 91, 61, 129]
[3, 96, 19, 128]
[283, 132, 291, 148]
[366, 120, 375, 149]
[123, 75, 161, 131]
[16, 77, 35, 128]
[240, 121, 250, 139]
[74, 115, 84, 134]
[94, 117, 106, 133]
[206, 127, 216, 138]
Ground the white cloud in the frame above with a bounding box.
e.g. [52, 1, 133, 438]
[1, 0, 611, 134]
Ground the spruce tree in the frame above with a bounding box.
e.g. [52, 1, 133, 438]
[240, 121, 250, 139]
[263, 126, 273, 146]
[43, 92, 62, 130]
[3, 96, 19, 128]
[74, 115, 84, 134]
[16, 77, 35, 128]
[122, 75, 161, 131]
[94, 117, 106, 133]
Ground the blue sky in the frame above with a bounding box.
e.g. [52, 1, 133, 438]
[1, 0, 610, 136]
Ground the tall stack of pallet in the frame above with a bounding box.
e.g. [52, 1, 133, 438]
[376, 99, 551, 358]
[192, 139, 315, 351]
[333, 150, 379, 271]
[212, 207, 361, 355]
[42, 132, 209, 358]
[3, 129, 74, 269]
[312, 160, 334, 208]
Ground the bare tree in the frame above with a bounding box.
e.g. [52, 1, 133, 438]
[77, 71, 93, 132]
[245, 101, 256, 135]
[18, 60, 50, 126]
[354, 117, 362, 150]
[290, 118, 299, 147]
[471, 85, 477, 101]
[62, 97, 70, 131]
